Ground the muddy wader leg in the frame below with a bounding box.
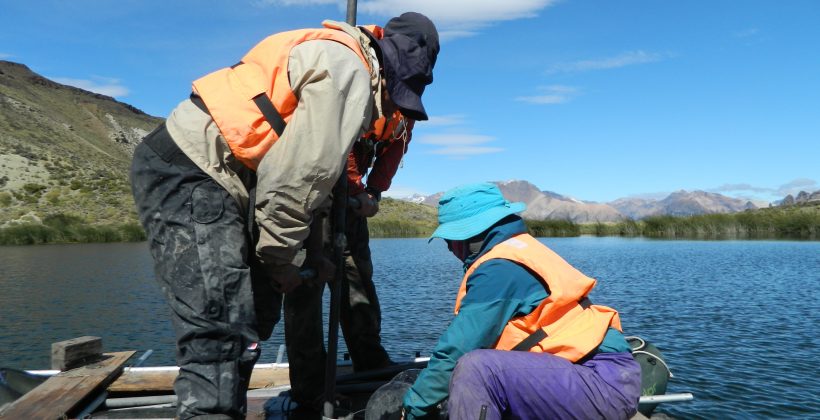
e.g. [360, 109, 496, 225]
[131, 126, 267, 419]
[448, 349, 641, 420]
[340, 212, 391, 372]
[280, 215, 327, 407]
[283, 279, 327, 406]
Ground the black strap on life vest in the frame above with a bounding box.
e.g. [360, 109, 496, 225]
[252, 93, 287, 138]
[511, 328, 547, 352]
[511, 296, 594, 352]
[223, 60, 287, 138]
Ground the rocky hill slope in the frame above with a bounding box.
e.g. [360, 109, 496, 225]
[781, 190, 820, 206]
[610, 190, 756, 219]
[0, 60, 162, 227]
[420, 181, 623, 223]
[496, 180, 624, 223]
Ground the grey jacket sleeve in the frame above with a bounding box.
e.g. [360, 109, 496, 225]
[254, 40, 374, 266]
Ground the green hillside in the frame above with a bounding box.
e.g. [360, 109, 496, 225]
[0, 61, 162, 244]
[369, 197, 438, 237]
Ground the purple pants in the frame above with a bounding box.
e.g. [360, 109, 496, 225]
[448, 350, 641, 420]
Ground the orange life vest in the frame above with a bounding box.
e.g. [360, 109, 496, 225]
[454, 233, 622, 362]
[192, 22, 382, 170]
[364, 111, 406, 141]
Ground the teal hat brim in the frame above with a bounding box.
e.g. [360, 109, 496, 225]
[429, 202, 526, 241]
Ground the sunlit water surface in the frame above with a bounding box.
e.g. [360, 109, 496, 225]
[1, 237, 818, 418]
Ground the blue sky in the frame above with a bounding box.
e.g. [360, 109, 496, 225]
[2, 0, 818, 204]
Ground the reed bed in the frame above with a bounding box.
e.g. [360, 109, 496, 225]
[0, 213, 145, 245]
[3, 205, 817, 245]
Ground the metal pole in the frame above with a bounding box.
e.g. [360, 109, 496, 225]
[639, 393, 694, 404]
[346, 0, 357, 25]
[323, 3, 356, 418]
[323, 175, 346, 419]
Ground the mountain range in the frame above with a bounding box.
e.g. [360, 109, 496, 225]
[414, 180, 761, 222]
[0, 60, 812, 229]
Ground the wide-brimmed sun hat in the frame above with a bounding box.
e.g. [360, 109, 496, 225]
[430, 182, 526, 241]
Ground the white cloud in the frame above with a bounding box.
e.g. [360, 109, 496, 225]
[0, 53, 12, 59]
[424, 114, 467, 126]
[418, 133, 503, 156]
[419, 133, 493, 145]
[359, 0, 555, 24]
[733, 28, 759, 38]
[257, 0, 559, 39]
[547, 50, 664, 74]
[517, 94, 565, 105]
[776, 178, 818, 196]
[430, 146, 504, 156]
[710, 183, 772, 194]
[708, 178, 818, 201]
[254, 0, 337, 6]
[51, 76, 129, 97]
[437, 30, 480, 41]
[516, 85, 578, 105]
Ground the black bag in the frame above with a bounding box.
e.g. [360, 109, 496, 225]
[365, 369, 447, 420]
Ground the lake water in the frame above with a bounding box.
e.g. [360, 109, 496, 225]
[1, 237, 818, 419]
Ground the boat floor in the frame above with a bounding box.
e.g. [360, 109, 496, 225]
[89, 388, 652, 420]
[89, 387, 376, 419]
[7, 360, 655, 419]
[87, 362, 409, 419]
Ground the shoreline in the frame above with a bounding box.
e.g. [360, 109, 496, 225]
[2, 226, 817, 246]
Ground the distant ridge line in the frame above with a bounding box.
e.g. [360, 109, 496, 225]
[0, 60, 154, 117]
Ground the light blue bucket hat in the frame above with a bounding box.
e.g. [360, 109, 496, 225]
[430, 182, 526, 241]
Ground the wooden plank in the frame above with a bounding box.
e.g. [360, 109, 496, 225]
[108, 369, 179, 392]
[108, 363, 357, 393]
[51, 336, 102, 371]
[108, 365, 291, 393]
[247, 367, 291, 389]
[1, 351, 135, 419]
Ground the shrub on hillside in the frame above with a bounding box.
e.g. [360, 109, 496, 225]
[0, 191, 12, 207]
[22, 183, 47, 195]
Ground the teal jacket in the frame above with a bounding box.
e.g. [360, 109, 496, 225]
[403, 217, 630, 418]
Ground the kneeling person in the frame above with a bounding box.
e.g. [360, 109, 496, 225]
[403, 182, 642, 419]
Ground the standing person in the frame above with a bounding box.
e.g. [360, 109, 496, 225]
[343, 110, 413, 370]
[283, 13, 438, 410]
[402, 183, 641, 419]
[284, 112, 415, 408]
[130, 12, 439, 419]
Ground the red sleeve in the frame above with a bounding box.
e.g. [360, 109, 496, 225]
[346, 151, 366, 196]
[366, 120, 414, 193]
